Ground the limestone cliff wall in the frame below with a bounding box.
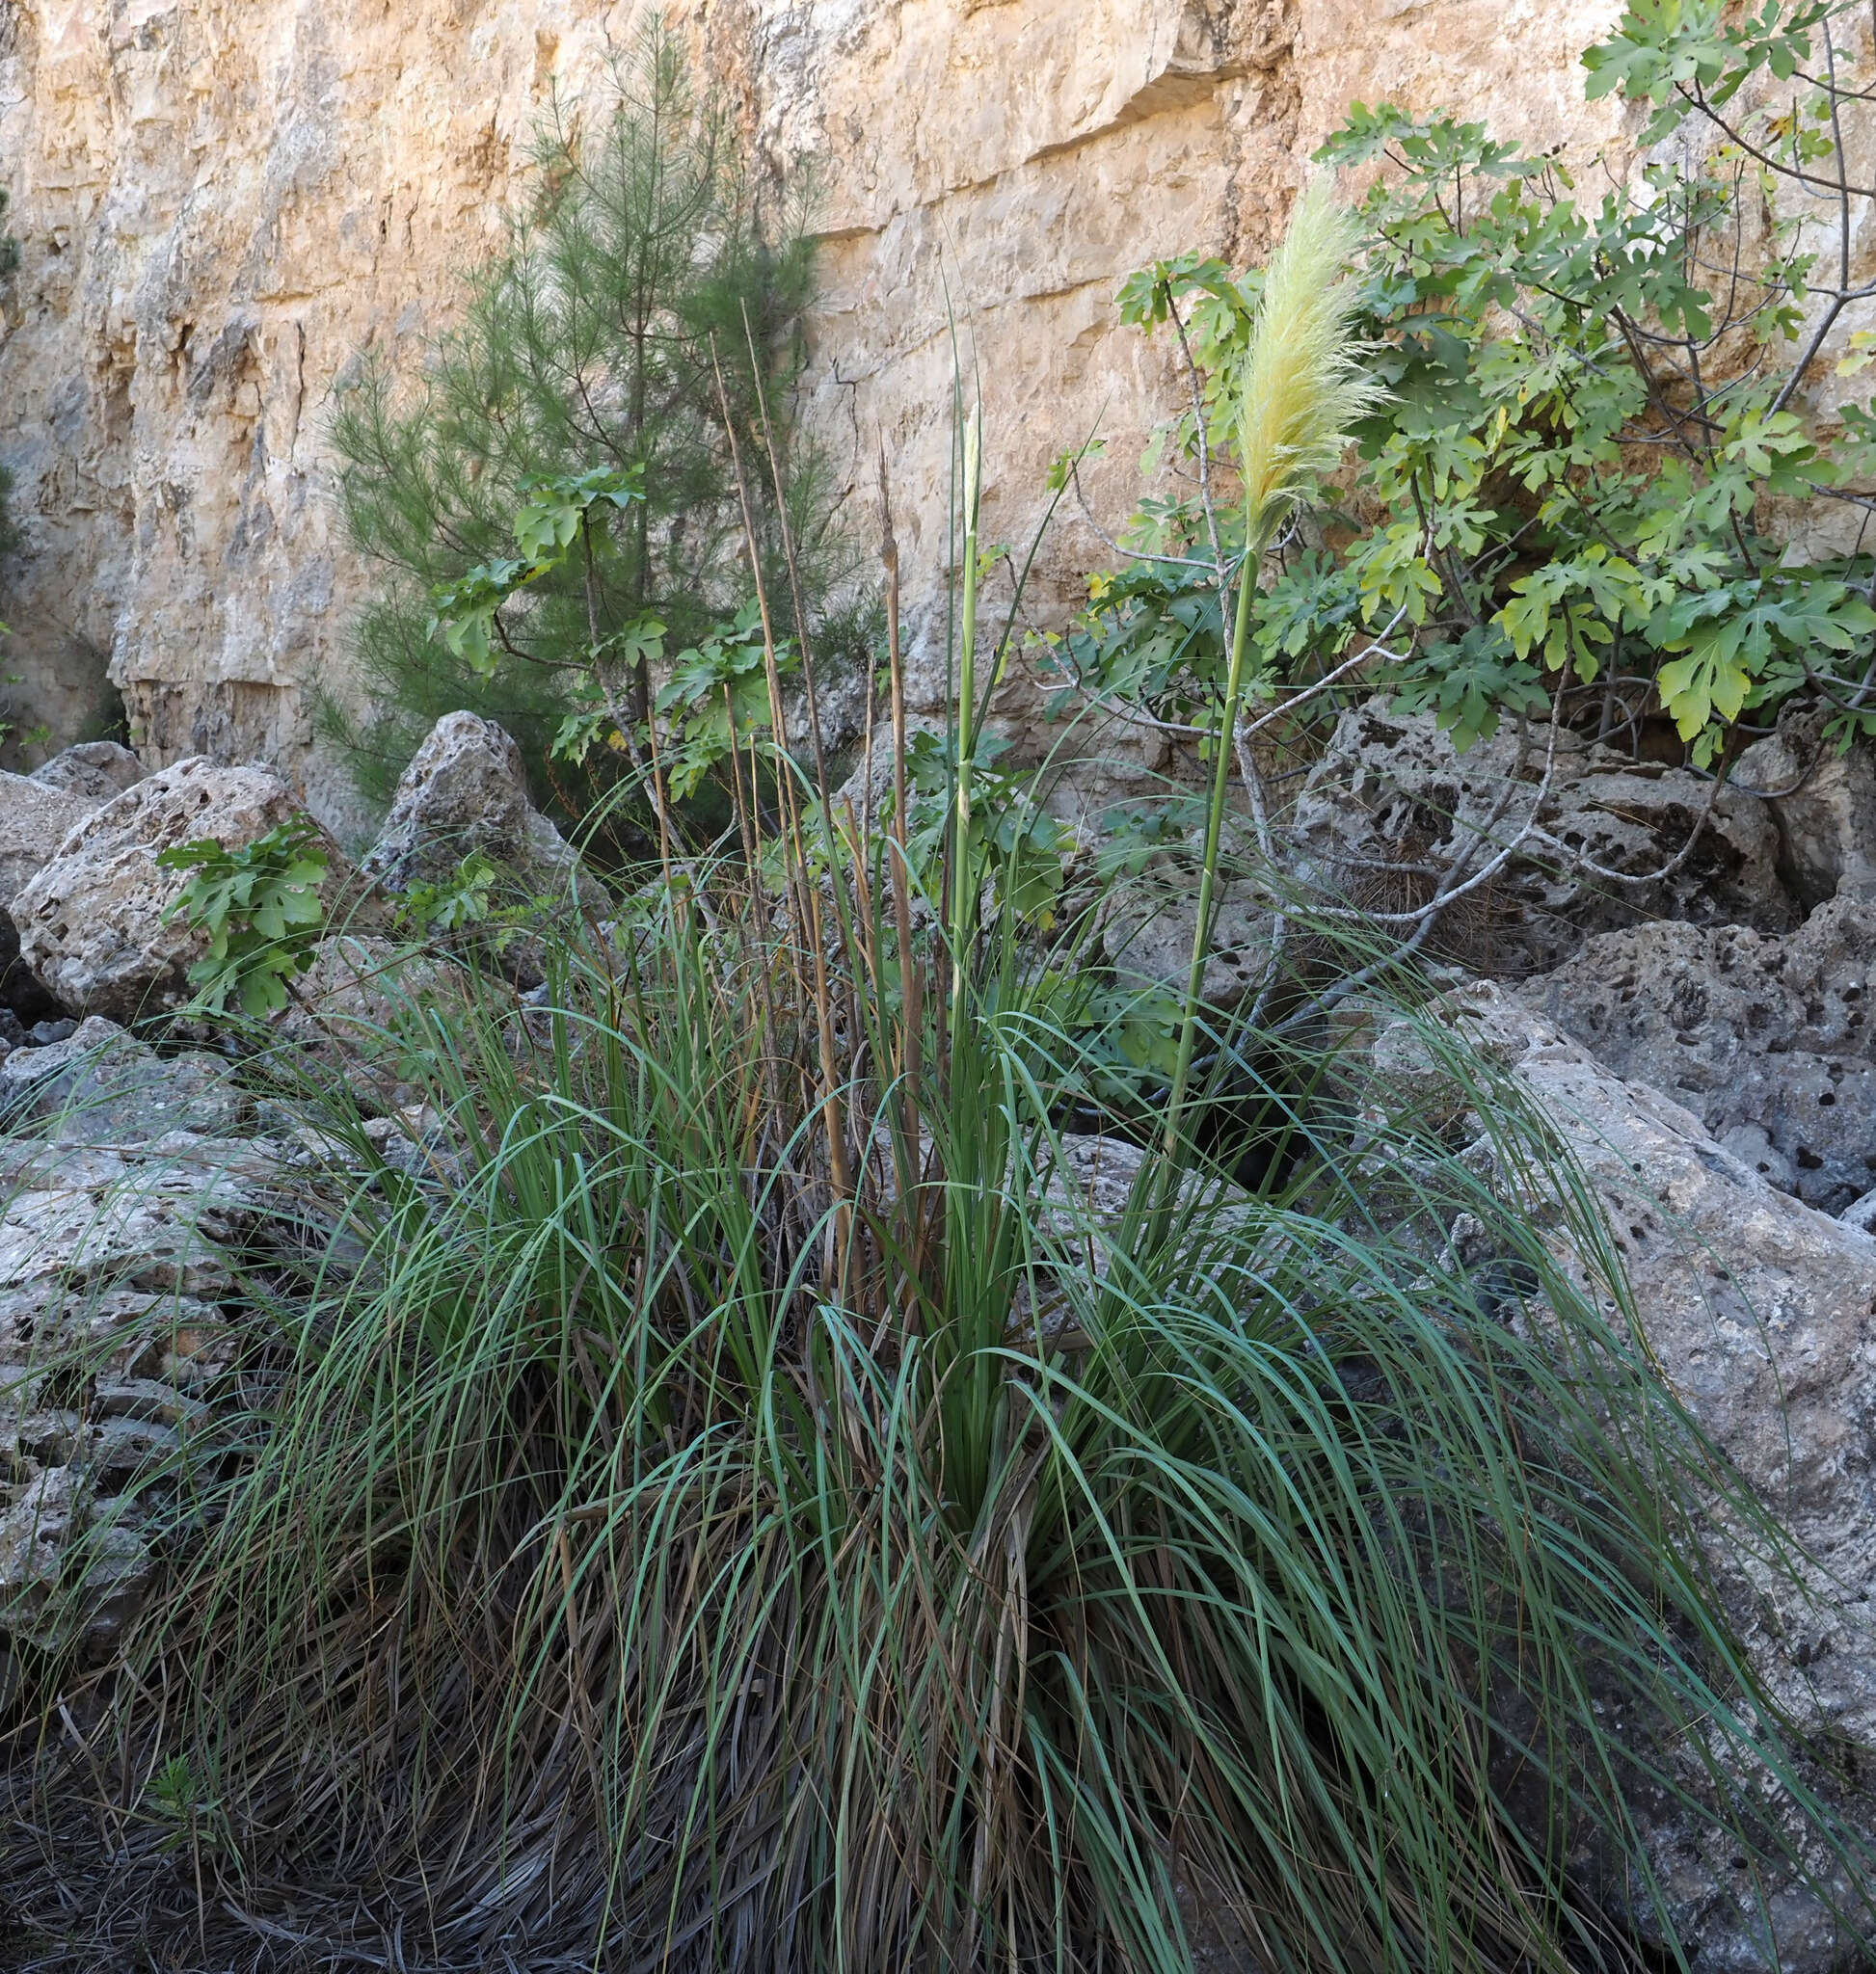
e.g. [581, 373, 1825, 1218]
[0, 0, 1624, 833]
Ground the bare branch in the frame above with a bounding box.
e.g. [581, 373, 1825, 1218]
[1300, 682, 1568, 933]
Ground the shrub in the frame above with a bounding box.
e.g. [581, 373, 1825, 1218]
[1063, 0, 1876, 773]
[156, 819, 330, 1018]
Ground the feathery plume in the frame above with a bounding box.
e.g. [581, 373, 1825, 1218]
[1159, 177, 1385, 1189]
[1236, 177, 1386, 541]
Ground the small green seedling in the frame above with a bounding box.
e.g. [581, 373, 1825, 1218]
[141, 1751, 232, 1859]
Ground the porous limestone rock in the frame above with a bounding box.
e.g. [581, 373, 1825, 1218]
[274, 931, 476, 1103]
[0, 1017, 241, 1144]
[0, 1016, 141, 1121]
[1734, 704, 1876, 910]
[1043, 1133, 1152, 1222]
[0, 1145, 242, 1308]
[1428, 983, 1876, 1745]
[0, 770, 94, 908]
[9, 757, 360, 1024]
[1390, 983, 1876, 1971]
[0, 1275, 235, 1405]
[1516, 894, 1876, 1214]
[361, 710, 590, 902]
[0, 0, 1629, 817]
[0, 1469, 158, 1659]
[1107, 888, 1281, 1011]
[1, 767, 105, 1018]
[1291, 703, 1796, 974]
[0, 1121, 264, 1659]
[28, 741, 147, 805]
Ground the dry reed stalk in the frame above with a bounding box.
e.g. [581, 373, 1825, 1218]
[709, 338, 853, 1241]
[742, 305, 871, 1106]
[877, 451, 930, 1311]
[709, 342, 813, 975]
[741, 303, 837, 820]
[722, 680, 791, 1123]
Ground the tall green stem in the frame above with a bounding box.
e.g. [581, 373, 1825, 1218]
[1159, 532, 1263, 1181]
[948, 414, 982, 1069]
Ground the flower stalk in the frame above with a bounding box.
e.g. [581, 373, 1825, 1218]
[1159, 180, 1387, 1181]
[949, 412, 984, 1066]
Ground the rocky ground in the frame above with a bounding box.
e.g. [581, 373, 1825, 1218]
[2, 706, 1875, 1968]
[0, 717, 573, 1678]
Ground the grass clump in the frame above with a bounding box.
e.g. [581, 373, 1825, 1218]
[13, 879, 1864, 1972]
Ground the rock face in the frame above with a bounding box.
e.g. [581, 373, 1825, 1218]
[0, 0, 1628, 815]
[1292, 703, 1796, 974]
[10, 757, 359, 1024]
[361, 711, 587, 901]
[1394, 984, 1876, 1971]
[1517, 896, 1876, 1214]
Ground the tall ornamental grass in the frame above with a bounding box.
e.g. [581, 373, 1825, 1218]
[13, 880, 1863, 1971]
[1162, 178, 1385, 1173]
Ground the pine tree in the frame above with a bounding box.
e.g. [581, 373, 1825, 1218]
[327, 17, 848, 822]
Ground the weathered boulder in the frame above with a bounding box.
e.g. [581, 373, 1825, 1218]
[1290, 703, 1795, 974]
[0, 770, 99, 1017]
[1392, 983, 1876, 1969]
[0, 1017, 242, 1144]
[9, 758, 361, 1025]
[0, 1468, 158, 1658]
[1101, 875, 1281, 1013]
[2, 1018, 142, 1118]
[0, 1123, 260, 1659]
[0, 771, 95, 909]
[361, 711, 590, 903]
[0, 1145, 245, 1308]
[0, 1273, 235, 1404]
[28, 742, 148, 806]
[1428, 983, 1876, 1741]
[1735, 706, 1876, 910]
[1515, 894, 1876, 1214]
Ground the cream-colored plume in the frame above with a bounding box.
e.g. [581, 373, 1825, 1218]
[1159, 177, 1388, 1179]
[1236, 177, 1386, 545]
